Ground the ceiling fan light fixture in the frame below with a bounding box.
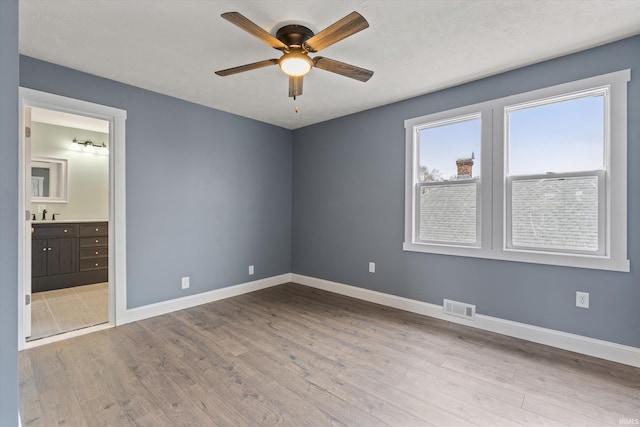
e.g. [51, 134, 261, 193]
[279, 50, 312, 77]
[216, 11, 373, 98]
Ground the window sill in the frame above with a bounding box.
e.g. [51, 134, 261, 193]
[402, 242, 630, 272]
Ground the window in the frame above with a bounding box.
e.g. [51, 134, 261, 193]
[506, 91, 606, 255]
[404, 70, 630, 271]
[416, 114, 481, 246]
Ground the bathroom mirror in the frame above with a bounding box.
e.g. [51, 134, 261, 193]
[31, 157, 68, 203]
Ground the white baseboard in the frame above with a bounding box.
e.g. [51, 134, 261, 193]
[119, 273, 292, 325]
[291, 273, 640, 368]
[113, 272, 639, 368]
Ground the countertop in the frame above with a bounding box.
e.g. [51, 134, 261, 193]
[31, 219, 108, 224]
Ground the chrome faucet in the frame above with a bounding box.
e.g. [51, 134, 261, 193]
[41, 209, 47, 221]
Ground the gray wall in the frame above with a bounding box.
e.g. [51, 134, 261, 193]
[7, 28, 639, 427]
[292, 35, 640, 348]
[0, 0, 19, 424]
[20, 56, 292, 308]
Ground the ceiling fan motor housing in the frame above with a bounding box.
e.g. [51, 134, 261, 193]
[276, 24, 315, 49]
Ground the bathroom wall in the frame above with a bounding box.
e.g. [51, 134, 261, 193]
[30, 121, 109, 221]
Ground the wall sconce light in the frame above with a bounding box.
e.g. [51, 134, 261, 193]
[70, 138, 108, 155]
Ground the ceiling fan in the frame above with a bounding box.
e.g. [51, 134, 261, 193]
[215, 11, 374, 99]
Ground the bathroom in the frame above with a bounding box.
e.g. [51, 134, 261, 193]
[28, 107, 110, 342]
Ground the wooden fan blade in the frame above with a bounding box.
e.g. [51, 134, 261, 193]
[303, 11, 369, 52]
[312, 57, 373, 82]
[215, 59, 278, 76]
[289, 76, 303, 98]
[221, 12, 287, 50]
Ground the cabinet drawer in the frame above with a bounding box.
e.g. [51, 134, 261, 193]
[79, 237, 108, 247]
[32, 224, 78, 238]
[80, 258, 108, 272]
[80, 247, 108, 259]
[79, 222, 108, 237]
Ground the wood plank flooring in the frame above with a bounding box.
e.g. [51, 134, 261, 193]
[28, 283, 108, 341]
[19, 283, 640, 426]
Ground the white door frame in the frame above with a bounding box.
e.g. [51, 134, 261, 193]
[22, 106, 32, 338]
[18, 87, 127, 350]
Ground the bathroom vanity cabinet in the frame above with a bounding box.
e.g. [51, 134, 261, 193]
[32, 226, 77, 278]
[32, 221, 108, 292]
[78, 223, 109, 273]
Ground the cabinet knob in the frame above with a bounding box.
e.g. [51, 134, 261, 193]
[95, 263, 99, 267]
[95, 228, 99, 232]
[95, 239, 99, 243]
[63, 229, 68, 233]
[42, 247, 47, 252]
[95, 251, 99, 255]
[47, 247, 52, 251]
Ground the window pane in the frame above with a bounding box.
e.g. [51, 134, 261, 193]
[419, 183, 477, 244]
[511, 176, 599, 251]
[418, 116, 481, 182]
[31, 167, 50, 197]
[508, 95, 604, 176]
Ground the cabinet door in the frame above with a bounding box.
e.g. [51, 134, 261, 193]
[31, 239, 48, 278]
[47, 238, 77, 276]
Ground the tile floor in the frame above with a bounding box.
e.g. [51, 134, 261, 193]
[28, 282, 108, 341]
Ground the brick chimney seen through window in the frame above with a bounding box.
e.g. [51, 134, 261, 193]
[456, 153, 474, 179]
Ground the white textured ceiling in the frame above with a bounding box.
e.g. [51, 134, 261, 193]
[19, 0, 640, 130]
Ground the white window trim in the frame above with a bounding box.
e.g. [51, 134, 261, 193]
[404, 69, 630, 272]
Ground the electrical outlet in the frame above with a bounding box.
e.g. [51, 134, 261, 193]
[181, 276, 190, 290]
[368, 262, 376, 273]
[249, 265, 254, 275]
[576, 291, 589, 308]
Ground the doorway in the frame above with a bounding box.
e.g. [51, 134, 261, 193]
[27, 107, 110, 341]
[18, 88, 127, 349]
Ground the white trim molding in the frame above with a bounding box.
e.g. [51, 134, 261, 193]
[117, 273, 640, 368]
[18, 87, 127, 351]
[118, 274, 292, 325]
[291, 273, 640, 368]
[404, 69, 631, 272]
[23, 270, 639, 368]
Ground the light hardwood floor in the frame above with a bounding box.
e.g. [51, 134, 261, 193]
[28, 283, 108, 341]
[19, 283, 640, 426]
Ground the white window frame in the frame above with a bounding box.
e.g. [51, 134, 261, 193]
[404, 69, 630, 272]
[413, 112, 483, 247]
